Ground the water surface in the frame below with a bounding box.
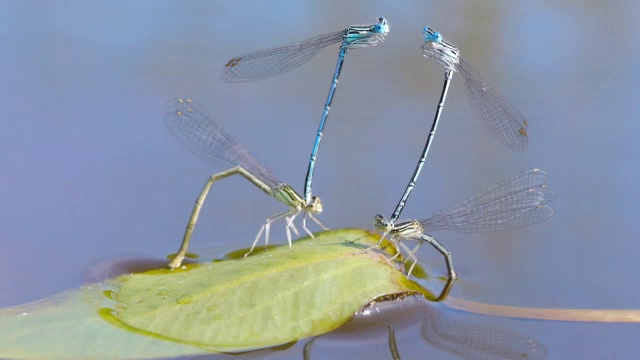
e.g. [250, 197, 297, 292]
[1, 1, 639, 358]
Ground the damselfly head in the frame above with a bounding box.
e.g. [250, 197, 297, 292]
[374, 17, 390, 35]
[343, 17, 388, 49]
[421, 28, 460, 71]
[308, 196, 323, 213]
[423, 26, 442, 43]
[374, 214, 392, 231]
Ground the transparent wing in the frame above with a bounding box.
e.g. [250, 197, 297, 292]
[221, 30, 344, 83]
[457, 58, 529, 151]
[420, 169, 556, 232]
[164, 98, 281, 188]
[422, 306, 548, 360]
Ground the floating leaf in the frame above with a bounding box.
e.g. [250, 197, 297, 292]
[107, 229, 429, 351]
[0, 286, 204, 359]
[0, 229, 431, 359]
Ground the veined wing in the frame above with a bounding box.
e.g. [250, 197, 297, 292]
[420, 169, 556, 232]
[458, 58, 529, 151]
[221, 30, 344, 83]
[164, 98, 281, 188]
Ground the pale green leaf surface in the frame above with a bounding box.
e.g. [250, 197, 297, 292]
[0, 229, 429, 359]
[0, 286, 203, 359]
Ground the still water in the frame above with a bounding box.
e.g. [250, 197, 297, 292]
[1, 1, 639, 358]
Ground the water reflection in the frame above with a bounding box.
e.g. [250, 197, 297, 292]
[2, 1, 640, 358]
[303, 296, 547, 360]
[421, 303, 547, 359]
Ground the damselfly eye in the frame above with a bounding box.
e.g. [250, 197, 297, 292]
[374, 214, 388, 228]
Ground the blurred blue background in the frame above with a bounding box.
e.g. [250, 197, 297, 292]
[1, 1, 639, 358]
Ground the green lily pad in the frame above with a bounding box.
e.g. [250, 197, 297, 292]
[0, 286, 204, 359]
[0, 229, 431, 359]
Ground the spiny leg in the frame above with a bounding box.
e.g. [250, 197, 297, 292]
[284, 220, 292, 249]
[391, 236, 412, 262]
[379, 237, 404, 268]
[284, 211, 301, 250]
[398, 240, 419, 277]
[301, 212, 317, 240]
[409, 241, 425, 256]
[398, 240, 425, 269]
[287, 216, 301, 238]
[250, 222, 266, 255]
[344, 229, 378, 244]
[390, 235, 421, 262]
[168, 166, 274, 269]
[358, 231, 393, 254]
[307, 212, 329, 230]
[357, 232, 405, 271]
[245, 210, 293, 258]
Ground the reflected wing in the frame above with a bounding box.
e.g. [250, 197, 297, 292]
[422, 306, 548, 360]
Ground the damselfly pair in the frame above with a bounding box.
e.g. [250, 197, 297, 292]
[167, 17, 389, 268]
[375, 26, 538, 280]
[165, 19, 554, 284]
